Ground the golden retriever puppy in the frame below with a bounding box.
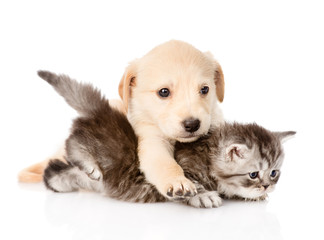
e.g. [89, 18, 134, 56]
[18, 40, 225, 201]
[118, 40, 225, 199]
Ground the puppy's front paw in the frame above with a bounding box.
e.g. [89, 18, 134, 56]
[164, 176, 197, 200]
[188, 191, 222, 208]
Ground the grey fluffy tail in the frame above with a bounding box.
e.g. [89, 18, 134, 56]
[38, 70, 108, 116]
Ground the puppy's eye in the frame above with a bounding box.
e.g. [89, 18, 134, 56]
[158, 88, 170, 98]
[249, 172, 259, 179]
[200, 86, 209, 95]
[270, 170, 277, 178]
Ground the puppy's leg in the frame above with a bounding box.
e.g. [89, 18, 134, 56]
[18, 145, 66, 183]
[44, 159, 103, 193]
[138, 134, 197, 199]
[66, 138, 102, 181]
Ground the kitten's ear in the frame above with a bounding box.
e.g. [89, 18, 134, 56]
[274, 131, 296, 143]
[225, 144, 248, 161]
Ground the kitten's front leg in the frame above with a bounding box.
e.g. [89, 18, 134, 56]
[187, 183, 222, 208]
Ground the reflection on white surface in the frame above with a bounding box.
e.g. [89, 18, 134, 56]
[43, 189, 282, 240]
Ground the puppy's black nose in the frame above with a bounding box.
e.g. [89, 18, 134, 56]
[182, 118, 200, 133]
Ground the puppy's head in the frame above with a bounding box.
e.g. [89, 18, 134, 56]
[119, 40, 224, 142]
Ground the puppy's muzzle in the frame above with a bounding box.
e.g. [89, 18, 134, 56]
[182, 118, 200, 133]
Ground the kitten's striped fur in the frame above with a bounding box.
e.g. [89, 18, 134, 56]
[40, 71, 295, 208]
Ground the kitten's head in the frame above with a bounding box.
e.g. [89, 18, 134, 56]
[213, 123, 295, 200]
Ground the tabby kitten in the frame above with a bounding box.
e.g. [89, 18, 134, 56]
[40, 71, 295, 208]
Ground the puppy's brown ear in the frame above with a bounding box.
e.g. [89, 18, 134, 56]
[214, 61, 225, 102]
[204, 52, 225, 102]
[118, 62, 137, 111]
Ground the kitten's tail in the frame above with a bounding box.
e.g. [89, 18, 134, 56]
[19, 71, 110, 183]
[37, 70, 108, 117]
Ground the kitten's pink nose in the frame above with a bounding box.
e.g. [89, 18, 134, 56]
[263, 184, 270, 190]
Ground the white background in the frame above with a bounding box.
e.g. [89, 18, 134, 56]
[1, 0, 323, 239]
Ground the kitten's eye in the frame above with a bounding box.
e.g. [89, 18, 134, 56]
[270, 170, 277, 178]
[158, 88, 170, 98]
[200, 86, 209, 95]
[249, 172, 259, 179]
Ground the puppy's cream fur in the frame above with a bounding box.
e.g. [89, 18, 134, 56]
[18, 40, 225, 198]
[119, 40, 225, 197]
[18, 146, 66, 182]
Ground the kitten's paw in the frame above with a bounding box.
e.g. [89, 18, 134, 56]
[82, 165, 102, 181]
[164, 176, 197, 200]
[44, 159, 76, 192]
[188, 191, 222, 208]
[255, 194, 268, 201]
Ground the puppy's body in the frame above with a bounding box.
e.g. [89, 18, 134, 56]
[41, 71, 295, 208]
[119, 40, 225, 198]
[18, 40, 224, 192]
